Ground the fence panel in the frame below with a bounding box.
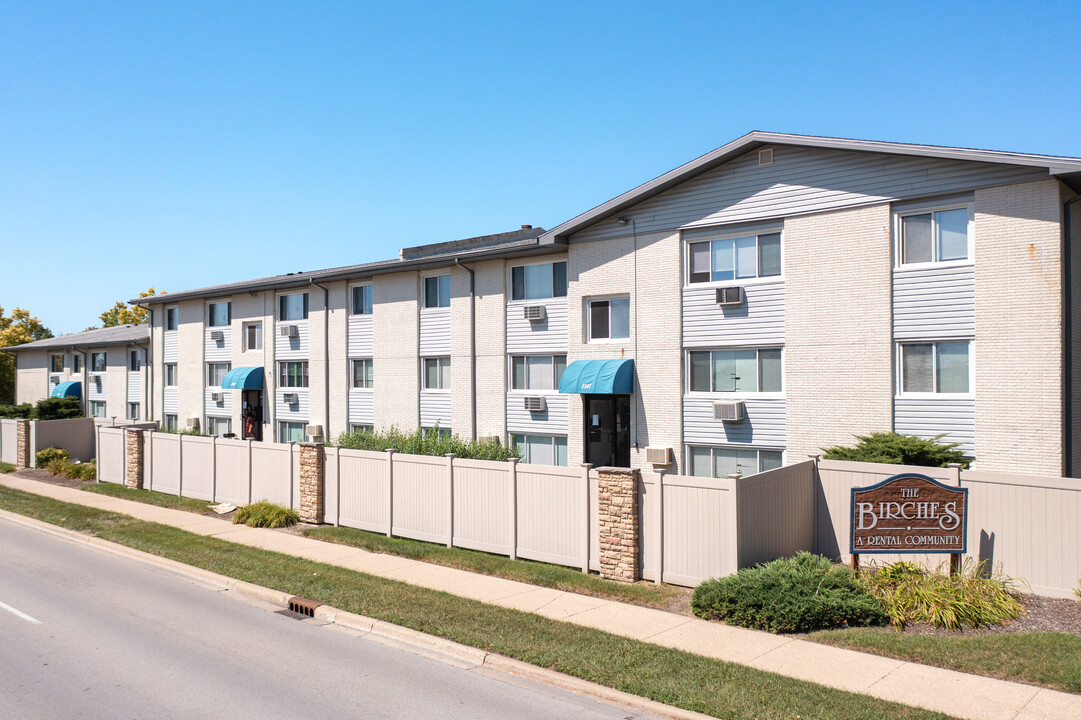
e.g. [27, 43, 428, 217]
[251, 443, 293, 507]
[97, 427, 125, 484]
[453, 459, 513, 555]
[215, 439, 251, 506]
[0, 419, 16, 465]
[639, 472, 661, 581]
[323, 446, 339, 525]
[392, 455, 448, 544]
[179, 436, 214, 500]
[736, 460, 816, 568]
[33, 418, 97, 462]
[150, 433, 180, 494]
[516, 465, 586, 569]
[337, 448, 389, 532]
[654, 474, 739, 586]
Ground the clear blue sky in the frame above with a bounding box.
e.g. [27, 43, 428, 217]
[3, 1, 1079, 334]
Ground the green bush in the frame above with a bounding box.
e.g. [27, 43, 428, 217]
[0, 403, 33, 419]
[40, 455, 96, 481]
[233, 500, 300, 528]
[35, 447, 69, 467]
[335, 425, 521, 461]
[31, 396, 82, 420]
[691, 552, 887, 633]
[822, 432, 971, 468]
[866, 560, 1023, 631]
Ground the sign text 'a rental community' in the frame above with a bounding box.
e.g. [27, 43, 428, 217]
[850, 473, 968, 554]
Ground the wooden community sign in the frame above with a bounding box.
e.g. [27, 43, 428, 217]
[850, 473, 968, 554]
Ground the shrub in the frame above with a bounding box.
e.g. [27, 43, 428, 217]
[865, 560, 1023, 630]
[691, 552, 887, 633]
[31, 396, 82, 420]
[233, 500, 300, 528]
[40, 455, 96, 481]
[821, 431, 971, 468]
[0, 403, 34, 419]
[335, 425, 521, 461]
[35, 447, 69, 467]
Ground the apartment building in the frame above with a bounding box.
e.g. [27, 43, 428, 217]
[6, 324, 151, 421]
[135, 132, 1081, 477]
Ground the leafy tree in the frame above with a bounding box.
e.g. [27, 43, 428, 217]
[822, 431, 971, 468]
[0, 306, 54, 404]
[100, 287, 162, 327]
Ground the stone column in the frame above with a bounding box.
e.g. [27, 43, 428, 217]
[125, 429, 144, 489]
[16, 419, 30, 469]
[596, 466, 641, 583]
[298, 442, 325, 524]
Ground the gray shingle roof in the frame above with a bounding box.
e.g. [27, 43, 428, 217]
[4, 324, 150, 352]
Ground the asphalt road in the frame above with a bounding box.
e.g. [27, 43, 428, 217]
[0, 517, 660, 720]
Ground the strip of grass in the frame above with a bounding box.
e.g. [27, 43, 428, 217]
[0, 462, 14, 474]
[82, 482, 213, 514]
[0, 484, 952, 720]
[306, 525, 681, 609]
[808, 628, 1081, 695]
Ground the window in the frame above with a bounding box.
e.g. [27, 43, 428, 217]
[352, 359, 374, 388]
[898, 342, 971, 394]
[90, 352, 106, 372]
[511, 355, 567, 390]
[89, 401, 106, 418]
[165, 307, 178, 331]
[206, 417, 232, 437]
[688, 232, 782, 284]
[129, 350, 141, 372]
[50, 355, 64, 373]
[511, 262, 567, 300]
[423, 357, 450, 390]
[164, 364, 178, 387]
[279, 361, 309, 388]
[349, 424, 373, 434]
[243, 322, 262, 351]
[899, 208, 969, 265]
[279, 293, 309, 321]
[588, 298, 630, 341]
[424, 275, 450, 308]
[422, 426, 451, 439]
[206, 362, 231, 387]
[688, 349, 782, 393]
[208, 302, 231, 327]
[512, 434, 568, 466]
[163, 414, 178, 432]
[279, 421, 306, 442]
[72, 354, 81, 374]
[688, 446, 783, 478]
[127, 403, 140, 420]
[351, 285, 373, 315]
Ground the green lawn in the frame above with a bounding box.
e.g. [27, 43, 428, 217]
[0, 484, 954, 720]
[82, 482, 215, 514]
[808, 628, 1081, 695]
[0, 462, 14, 474]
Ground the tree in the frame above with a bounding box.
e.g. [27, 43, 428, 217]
[99, 287, 163, 327]
[0, 306, 54, 404]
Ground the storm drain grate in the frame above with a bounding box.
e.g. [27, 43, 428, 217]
[287, 595, 323, 618]
[275, 609, 311, 620]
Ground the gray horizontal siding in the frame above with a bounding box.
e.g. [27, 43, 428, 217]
[87, 374, 106, 401]
[204, 387, 233, 417]
[506, 299, 569, 354]
[683, 280, 785, 347]
[683, 396, 786, 446]
[275, 388, 309, 420]
[204, 327, 231, 362]
[573, 146, 1048, 243]
[506, 393, 569, 435]
[419, 307, 451, 355]
[126, 372, 141, 402]
[163, 387, 178, 414]
[163, 331, 178, 362]
[893, 264, 975, 340]
[275, 320, 309, 360]
[347, 315, 374, 357]
[420, 392, 451, 429]
[348, 389, 374, 424]
[894, 397, 975, 455]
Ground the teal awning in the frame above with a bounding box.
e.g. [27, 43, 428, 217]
[51, 380, 81, 398]
[558, 359, 634, 394]
[221, 366, 264, 390]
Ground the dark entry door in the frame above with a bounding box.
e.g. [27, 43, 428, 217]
[242, 389, 264, 441]
[584, 395, 631, 468]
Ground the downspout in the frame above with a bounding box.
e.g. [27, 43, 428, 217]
[309, 279, 331, 441]
[454, 258, 477, 440]
[146, 309, 154, 423]
[1063, 192, 1081, 476]
[73, 346, 89, 416]
[135, 341, 150, 422]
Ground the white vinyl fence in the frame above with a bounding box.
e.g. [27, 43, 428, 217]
[1, 416, 107, 466]
[0, 419, 16, 465]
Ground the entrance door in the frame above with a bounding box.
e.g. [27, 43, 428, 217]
[584, 394, 631, 467]
[241, 389, 264, 441]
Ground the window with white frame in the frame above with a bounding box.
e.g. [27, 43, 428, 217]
[352, 358, 373, 388]
[279, 293, 309, 321]
[587, 297, 630, 341]
[688, 232, 781, 284]
[688, 348, 782, 393]
[243, 322, 262, 351]
[90, 352, 106, 373]
[206, 362, 231, 387]
[208, 301, 231, 327]
[163, 414, 178, 432]
[279, 421, 306, 443]
[898, 207, 970, 265]
[423, 274, 450, 308]
[279, 361, 309, 388]
[422, 426, 451, 439]
[206, 416, 232, 437]
[127, 402, 140, 420]
[688, 446, 783, 478]
[349, 424, 374, 434]
[351, 284, 373, 315]
[164, 363, 178, 387]
[423, 357, 450, 390]
[50, 354, 64, 373]
[129, 350, 141, 372]
[511, 262, 567, 300]
[511, 355, 567, 391]
[89, 401, 106, 418]
[165, 307, 178, 331]
[898, 341, 971, 394]
[72, 354, 81, 374]
[512, 434, 568, 466]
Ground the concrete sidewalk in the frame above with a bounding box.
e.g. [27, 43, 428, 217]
[2, 473, 1077, 720]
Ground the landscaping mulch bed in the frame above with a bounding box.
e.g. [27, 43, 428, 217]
[869, 593, 1081, 638]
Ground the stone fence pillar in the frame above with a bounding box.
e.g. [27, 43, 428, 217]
[596, 466, 641, 583]
[125, 429, 144, 489]
[16, 419, 30, 469]
[298, 442, 325, 524]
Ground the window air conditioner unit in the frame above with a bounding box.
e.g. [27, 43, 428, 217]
[92, 375, 102, 386]
[211, 392, 224, 403]
[523, 396, 547, 412]
[210, 330, 224, 342]
[51, 374, 61, 383]
[304, 424, 323, 438]
[645, 447, 672, 465]
[715, 286, 744, 306]
[280, 325, 299, 338]
[714, 400, 745, 422]
[283, 392, 299, 405]
[523, 305, 547, 322]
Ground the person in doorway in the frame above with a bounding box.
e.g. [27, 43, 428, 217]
[243, 407, 256, 440]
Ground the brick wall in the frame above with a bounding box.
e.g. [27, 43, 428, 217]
[373, 271, 419, 430]
[325, 280, 350, 439]
[596, 466, 640, 581]
[453, 258, 508, 440]
[125, 429, 143, 489]
[298, 442, 324, 523]
[14, 350, 48, 405]
[177, 298, 206, 431]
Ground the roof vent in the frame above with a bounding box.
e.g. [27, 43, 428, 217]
[759, 148, 774, 166]
[521, 224, 532, 229]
